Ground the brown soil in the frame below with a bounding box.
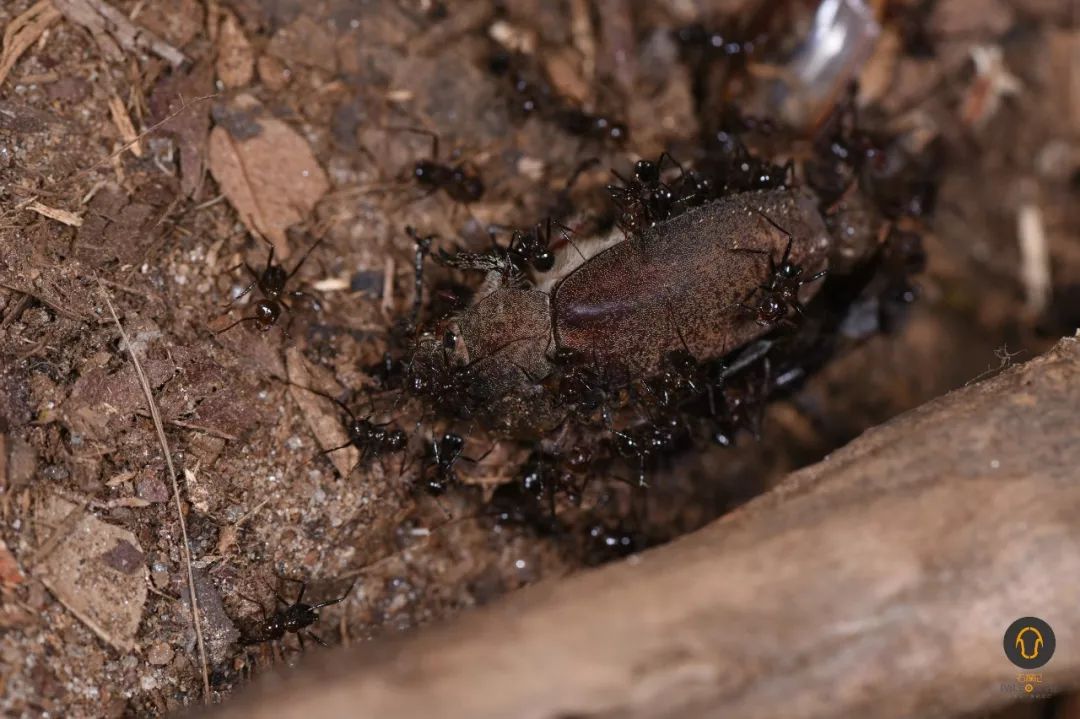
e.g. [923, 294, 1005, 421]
[0, 0, 1076, 716]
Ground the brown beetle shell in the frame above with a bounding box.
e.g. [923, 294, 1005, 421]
[551, 189, 830, 375]
[432, 189, 832, 438]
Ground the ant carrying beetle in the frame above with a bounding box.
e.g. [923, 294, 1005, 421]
[216, 236, 324, 335]
[505, 216, 584, 273]
[607, 154, 688, 235]
[735, 211, 827, 327]
[240, 576, 355, 650]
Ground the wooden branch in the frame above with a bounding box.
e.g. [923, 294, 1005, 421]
[52, 0, 186, 67]
[196, 336, 1080, 719]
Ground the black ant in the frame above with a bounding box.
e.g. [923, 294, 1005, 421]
[418, 432, 487, 496]
[607, 154, 688, 235]
[735, 213, 827, 327]
[506, 217, 581, 273]
[702, 131, 792, 196]
[216, 236, 323, 335]
[240, 577, 355, 649]
[581, 517, 648, 566]
[487, 449, 579, 535]
[391, 127, 484, 205]
[610, 412, 688, 488]
[673, 22, 759, 64]
[548, 106, 628, 146]
[488, 48, 627, 146]
[712, 359, 771, 447]
[407, 225, 435, 329]
[288, 383, 408, 473]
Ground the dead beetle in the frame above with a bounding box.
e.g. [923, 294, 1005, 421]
[409, 188, 831, 438]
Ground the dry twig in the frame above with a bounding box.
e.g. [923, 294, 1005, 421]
[0, 0, 61, 88]
[52, 0, 186, 66]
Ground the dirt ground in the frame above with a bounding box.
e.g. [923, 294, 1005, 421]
[0, 0, 1076, 716]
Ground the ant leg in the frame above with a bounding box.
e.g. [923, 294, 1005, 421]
[237, 592, 269, 618]
[260, 243, 276, 276]
[802, 269, 828, 285]
[778, 235, 794, 267]
[552, 219, 588, 263]
[214, 316, 261, 335]
[302, 630, 329, 648]
[274, 576, 307, 603]
[288, 289, 319, 311]
[223, 267, 260, 308]
[407, 226, 434, 328]
[564, 157, 600, 191]
[319, 441, 354, 457]
[312, 582, 356, 609]
[460, 444, 495, 464]
[287, 236, 326, 279]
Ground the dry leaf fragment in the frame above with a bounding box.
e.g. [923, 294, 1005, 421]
[107, 94, 142, 157]
[149, 61, 213, 198]
[0, 0, 62, 88]
[34, 496, 148, 651]
[285, 346, 357, 478]
[216, 12, 254, 89]
[0, 539, 24, 588]
[208, 94, 329, 258]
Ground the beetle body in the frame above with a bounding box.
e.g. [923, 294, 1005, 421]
[410, 188, 831, 437]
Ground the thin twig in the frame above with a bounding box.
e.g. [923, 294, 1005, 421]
[96, 279, 211, 703]
[75, 93, 219, 179]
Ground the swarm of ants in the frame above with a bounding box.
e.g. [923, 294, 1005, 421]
[210, 12, 937, 668]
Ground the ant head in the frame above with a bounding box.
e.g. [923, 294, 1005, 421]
[488, 50, 511, 75]
[457, 173, 485, 203]
[441, 432, 464, 453]
[253, 301, 281, 330]
[550, 347, 583, 365]
[347, 418, 369, 442]
[388, 430, 408, 451]
[757, 295, 787, 324]
[605, 120, 628, 144]
[634, 160, 659, 183]
[665, 349, 697, 374]
[442, 328, 458, 350]
[777, 260, 801, 279]
[424, 475, 448, 495]
[532, 247, 555, 272]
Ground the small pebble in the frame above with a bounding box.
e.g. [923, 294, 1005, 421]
[147, 642, 173, 666]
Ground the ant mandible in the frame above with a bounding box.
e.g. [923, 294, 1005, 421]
[395, 127, 485, 205]
[216, 236, 324, 335]
[735, 211, 827, 327]
[240, 576, 355, 649]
